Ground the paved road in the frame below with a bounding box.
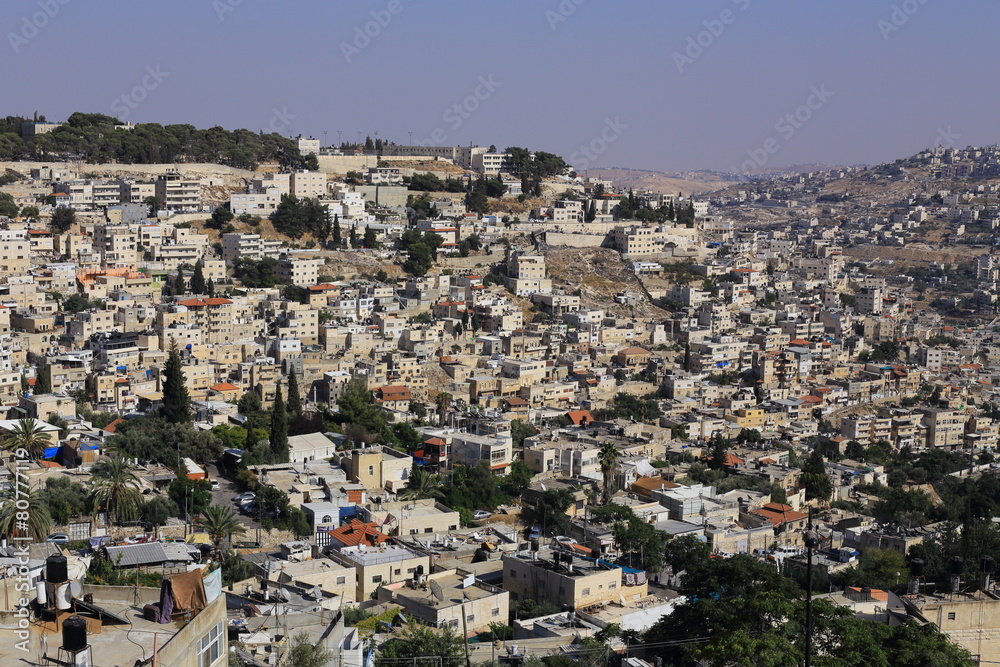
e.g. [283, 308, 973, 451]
[206, 463, 261, 534]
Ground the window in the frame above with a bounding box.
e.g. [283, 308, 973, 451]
[198, 621, 224, 667]
[609, 582, 617, 589]
[582, 588, 590, 596]
[492, 608, 500, 617]
[372, 575, 383, 584]
[336, 576, 346, 585]
[467, 614, 475, 622]
[947, 612, 956, 621]
[425, 527, 433, 533]
[394, 569, 401, 575]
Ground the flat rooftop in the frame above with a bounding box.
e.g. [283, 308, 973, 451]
[339, 544, 423, 566]
[394, 573, 500, 608]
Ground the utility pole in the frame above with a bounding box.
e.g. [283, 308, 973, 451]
[804, 506, 819, 667]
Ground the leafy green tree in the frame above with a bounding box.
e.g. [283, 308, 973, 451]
[140, 495, 179, 529]
[39, 477, 90, 524]
[801, 448, 832, 502]
[332, 214, 341, 247]
[109, 416, 224, 466]
[190, 259, 206, 294]
[534, 488, 575, 535]
[832, 548, 907, 590]
[161, 339, 191, 424]
[232, 257, 280, 288]
[50, 207, 76, 233]
[169, 477, 212, 518]
[0, 195, 19, 218]
[510, 419, 536, 447]
[375, 624, 465, 667]
[209, 206, 233, 229]
[269, 385, 289, 463]
[286, 367, 302, 418]
[287, 631, 334, 667]
[363, 226, 379, 249]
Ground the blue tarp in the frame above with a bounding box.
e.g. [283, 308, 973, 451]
[43, 447, 59, 459]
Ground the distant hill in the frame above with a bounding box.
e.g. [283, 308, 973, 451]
[584, 167, 733, 196]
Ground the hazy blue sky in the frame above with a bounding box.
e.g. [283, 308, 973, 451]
[4, 0, 998, 172]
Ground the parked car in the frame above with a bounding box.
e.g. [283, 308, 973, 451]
[46, 533, 69, 545]
[472, 510, 492, 521]
[529, 524, 542, 540]
[232, 492, 255, 503]
[210, 480, 220, 491]
[241, 502, 258, 515]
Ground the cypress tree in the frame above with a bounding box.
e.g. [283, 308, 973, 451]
[162, 339, 190, 423]
[174, 272, 185, 296]
[191, 259, 206, 295]
[350, 224, 358, 248]
[206, 278, 215, 297]
[269, 384, 289, 463]
[34, 364, 52, 394]
[586, 200, 596, 222]
[332, 215, 341, 247]
[286, 367, 302, 418]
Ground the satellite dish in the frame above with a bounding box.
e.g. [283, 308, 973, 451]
[429, 580, 445, 603]
[69, 579, 83, 598]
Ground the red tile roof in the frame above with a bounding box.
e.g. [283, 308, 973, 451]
[326, 520, 388, 547]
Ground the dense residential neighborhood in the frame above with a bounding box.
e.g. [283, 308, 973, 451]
[3, 114, 1000, 666]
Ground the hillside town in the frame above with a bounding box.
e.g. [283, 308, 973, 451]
[2, 115, 1000, 666]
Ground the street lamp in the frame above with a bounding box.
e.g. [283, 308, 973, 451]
[803, 507, 820, 667]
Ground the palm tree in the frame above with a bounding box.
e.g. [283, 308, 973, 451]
[90, 452, 142, 525]
[599, 441, 620, 504]
[435, 391, 452, 426]
[400, 466, 443, 500]
[0, 491, 52, 541]
[197, 505, 246, 559]
[2, 418, 54, 459]
[0, 491, 52, 542]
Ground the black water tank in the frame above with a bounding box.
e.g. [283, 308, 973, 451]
[981, 556, 995, 574]
[62, 615, 87, 652]
[910, 558, 925, 577]
[951, 556, 965, 576]
[46, 554, 68, 584]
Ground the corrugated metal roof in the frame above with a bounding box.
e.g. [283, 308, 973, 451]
[104, 542, 192, 567]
